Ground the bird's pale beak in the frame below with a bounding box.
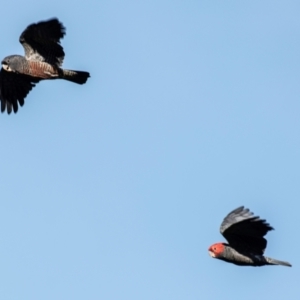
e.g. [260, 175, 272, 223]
[2, 63, 12, 72]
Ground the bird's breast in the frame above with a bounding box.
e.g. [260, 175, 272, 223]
[26, 61, 60, 79]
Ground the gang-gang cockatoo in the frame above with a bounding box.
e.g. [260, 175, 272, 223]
[208, 206, 291, 267]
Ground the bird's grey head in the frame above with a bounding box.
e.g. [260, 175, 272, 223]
[2, 55, 24, 72]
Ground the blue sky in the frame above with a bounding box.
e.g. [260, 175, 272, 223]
[0, 0, 299, 299]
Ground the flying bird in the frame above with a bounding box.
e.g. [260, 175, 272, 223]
[208, 206, 291, 267]
[0, 18, 90, 114]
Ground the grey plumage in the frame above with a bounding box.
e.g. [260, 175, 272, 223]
[221, 243, 292, 267]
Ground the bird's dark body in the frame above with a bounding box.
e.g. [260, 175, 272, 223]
[3, 55, 59, 79]
[218, 244, 262, 266]
[220, 244, 290, 267]
[0, 18, 90, 114]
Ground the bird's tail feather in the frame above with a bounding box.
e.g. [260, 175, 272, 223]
[62, 69, 90, 84]
[265, 256, 292, 267]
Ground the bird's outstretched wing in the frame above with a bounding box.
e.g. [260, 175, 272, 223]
[19, 18, 66, 67]
[0, 69, 40, 114]
[220, 206, 273, 255]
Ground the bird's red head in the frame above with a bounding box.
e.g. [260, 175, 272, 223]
[208, 243, 225, 258]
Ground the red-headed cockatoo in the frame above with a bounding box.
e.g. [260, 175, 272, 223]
[208, 206, 291, 267]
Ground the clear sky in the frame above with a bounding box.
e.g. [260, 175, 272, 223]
[0, 0, 299, 299]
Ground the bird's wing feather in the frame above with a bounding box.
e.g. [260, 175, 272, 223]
[0, 69, 40, 114]
[19, 18, 65, 66]
[220, 206, 273, 255]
